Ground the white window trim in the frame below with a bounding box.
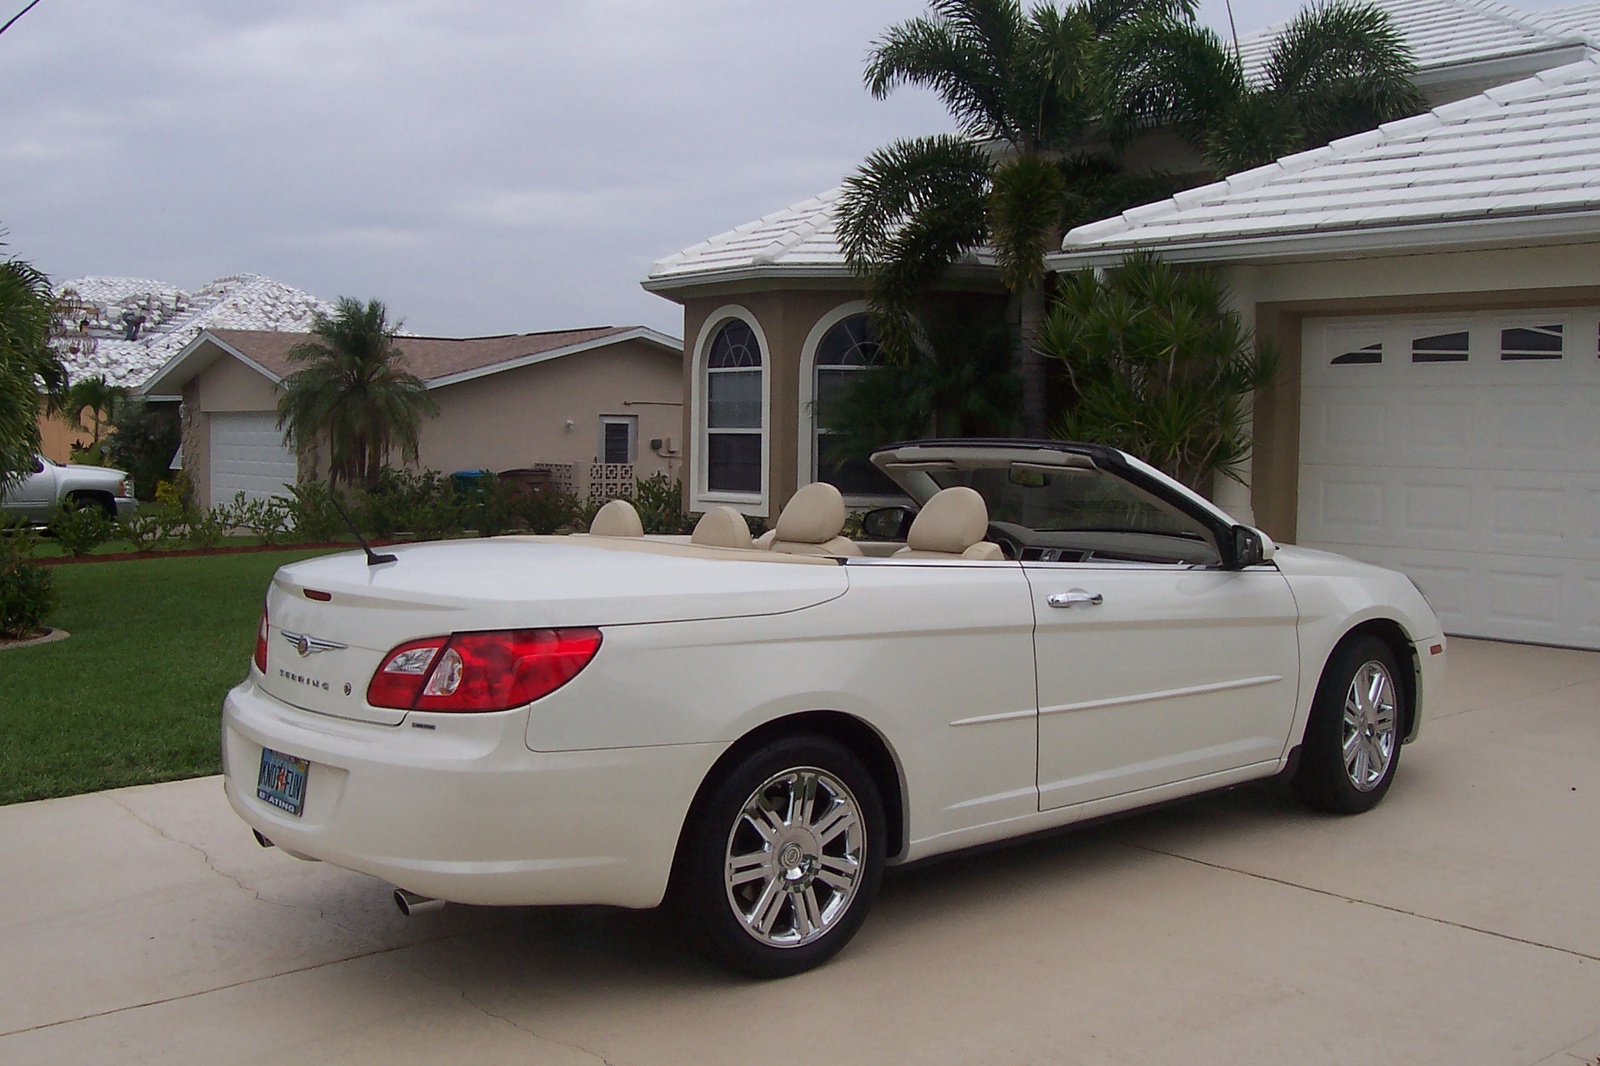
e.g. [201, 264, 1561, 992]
[691, 305, 770, 515]
[599, 415, 637, 464]
[797, 301, 905, 507]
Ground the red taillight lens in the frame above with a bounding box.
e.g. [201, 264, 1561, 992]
[253, 605, 269, 673]
[366, 628, 602, 712]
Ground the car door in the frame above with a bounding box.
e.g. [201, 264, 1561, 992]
[2, 456, 53, 522]
[1028, 559, 1300, 811]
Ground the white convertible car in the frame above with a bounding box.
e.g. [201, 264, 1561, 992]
[223, 440, 1444, 976]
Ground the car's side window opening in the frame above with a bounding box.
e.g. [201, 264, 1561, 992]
[922, 464, 1221, 567]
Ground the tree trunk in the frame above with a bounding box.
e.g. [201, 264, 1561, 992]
[1018, 281, 1048, 438]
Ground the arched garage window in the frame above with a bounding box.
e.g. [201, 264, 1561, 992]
[705, 319, 763, 494]
[813, 314, 899, 497]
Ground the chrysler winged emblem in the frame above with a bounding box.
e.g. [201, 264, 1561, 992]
[281, 630, 348, 657]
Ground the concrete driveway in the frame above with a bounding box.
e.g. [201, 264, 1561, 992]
[3, 637, 1599, 1065]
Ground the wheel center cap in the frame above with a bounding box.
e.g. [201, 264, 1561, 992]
[779, 842, 806, 869]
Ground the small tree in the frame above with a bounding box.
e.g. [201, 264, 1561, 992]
[0, 255, 66, 491]
[276, 298, 437, 490]
[1039, 253, 1273, 490]
[57, 374, 130, 462]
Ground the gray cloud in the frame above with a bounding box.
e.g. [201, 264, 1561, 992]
[8, 0, 1568, 338]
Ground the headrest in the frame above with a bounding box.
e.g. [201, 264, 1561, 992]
[906, 486, 989, 555]
[774, 482, 848, 544]
[589, 499, 643, 537]
[690, 506, 754, 549]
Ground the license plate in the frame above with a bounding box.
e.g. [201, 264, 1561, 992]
[257, 747, 310, 817]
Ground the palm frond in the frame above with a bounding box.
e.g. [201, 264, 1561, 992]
[1095, 15, 1243, 144]
[988, 153, 1068, 293]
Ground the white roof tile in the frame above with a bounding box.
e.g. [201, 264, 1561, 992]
[1235, 0, 1585, 82]
[1054, 55, 1600, 262]
[52, 273, 334, 390]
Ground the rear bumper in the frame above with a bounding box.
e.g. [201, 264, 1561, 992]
[113, 496, 138, 520]
[222, 679, 722, 908]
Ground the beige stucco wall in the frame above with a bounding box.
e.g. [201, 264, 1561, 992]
[197, 352, 282, 412]
[419, 338, 683, 481]
[1229, 240, 1600, 541]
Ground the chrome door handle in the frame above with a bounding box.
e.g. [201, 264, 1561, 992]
[1047, 589, 1103, 608]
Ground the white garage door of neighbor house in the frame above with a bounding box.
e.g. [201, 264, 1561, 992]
[210, 412, 298, 504]
[1299, 310, 1600, 650]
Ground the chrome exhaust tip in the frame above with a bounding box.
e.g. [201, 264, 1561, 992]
[393, 888, 445, 916]
[252, 829, 275, 849]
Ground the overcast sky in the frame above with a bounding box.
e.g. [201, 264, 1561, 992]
[0, 0, 1576, 339]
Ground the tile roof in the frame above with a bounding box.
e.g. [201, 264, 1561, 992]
[643, 187, 995, 293]
[648, 1, 1600, 291]
[53, 274, 333, 389]
[205, 326, 647, 384]
[1053, 55, 1600, 265]
[1235, 0, 1587, 82]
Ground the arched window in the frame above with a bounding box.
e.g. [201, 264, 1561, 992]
[705, 319, 763, 495]
[813, 314, 899, 497]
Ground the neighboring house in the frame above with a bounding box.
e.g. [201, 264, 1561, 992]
[38, 273, 333, 462]
[643, 0, 1600, 651]
[138, 326, 684, 509]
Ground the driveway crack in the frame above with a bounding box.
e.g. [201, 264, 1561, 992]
[1116, 839, 1600, 964]
[104, 796, 371, 938]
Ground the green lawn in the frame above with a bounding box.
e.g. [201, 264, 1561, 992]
[0, 548, 343, 805]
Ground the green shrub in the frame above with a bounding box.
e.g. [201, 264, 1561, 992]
[119, 511, 169, 552]
[0, 531, 56, 638]
[284, 481, 347, 543]
[104, 400, 181, 502]
[49, 500, 116, 557]
[626, 472, 692, 535]
[513, 487, 583, 535]
[226, 492, 294, 546]
[461, 475, 525, 537]
[185, 506, 227, 550]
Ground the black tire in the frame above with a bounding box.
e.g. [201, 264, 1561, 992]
[671, 735, 886, 978]
[1293, 635, 1406, 814]
[68, 492, 116, 519]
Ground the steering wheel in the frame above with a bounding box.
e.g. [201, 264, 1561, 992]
[985, 525, 1022, 560]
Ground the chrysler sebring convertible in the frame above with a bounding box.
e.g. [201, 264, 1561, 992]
[223, 440, 1444, 976]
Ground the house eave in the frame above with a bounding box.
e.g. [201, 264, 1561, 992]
[422, 327, 683, 390]
[136, 330, 285, 397]
[1047, 208, 1600, 271]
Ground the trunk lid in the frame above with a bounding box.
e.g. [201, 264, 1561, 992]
[258, 537, 848, 725]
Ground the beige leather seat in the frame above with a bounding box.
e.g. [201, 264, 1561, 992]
[588, 499, 644, 537]
[690, 505, 754, 549]
[756, 482, 862, 557]
[893, 486, 1004, 560]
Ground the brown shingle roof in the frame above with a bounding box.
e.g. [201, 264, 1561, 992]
[209, 326, 637, 383]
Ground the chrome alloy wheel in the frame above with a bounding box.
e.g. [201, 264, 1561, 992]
[724, 767, 866, 949]
[1343, 660, 1399, 792]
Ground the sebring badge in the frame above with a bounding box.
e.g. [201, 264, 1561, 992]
[281, 630, 348, 657]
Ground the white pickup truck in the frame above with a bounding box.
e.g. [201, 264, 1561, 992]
[1, 455, 138, 524]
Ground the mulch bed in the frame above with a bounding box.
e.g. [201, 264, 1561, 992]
[30, 541, 399, 566]
[0, 627, 69, 651]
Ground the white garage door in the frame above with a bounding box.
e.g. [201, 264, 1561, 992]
[210, 412, 298, 505]
[1299, 309, 1600, 650]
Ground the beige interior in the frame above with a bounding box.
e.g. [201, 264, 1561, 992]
[589, 499, 644, 537]
[894, 486, 1003, 560]
[763, 482, 861, 557]
[690, 505, 754, 549]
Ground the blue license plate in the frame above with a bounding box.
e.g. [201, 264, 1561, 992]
[257, 747, 310, 817]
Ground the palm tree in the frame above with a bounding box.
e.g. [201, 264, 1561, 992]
[838, 0, 1119, 438]
[56, 374, 129, 451]
[276, 298, 438, 490]
[1098, 1, 1424, 173]
[0, 255, 65, 490]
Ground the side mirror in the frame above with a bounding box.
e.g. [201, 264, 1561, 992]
[1230, 526, 1275, 569]
[861, 505, 916, 541]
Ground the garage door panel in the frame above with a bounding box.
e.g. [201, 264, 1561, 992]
[1300, 310, 1600, 650]
[211, 412, 297, 505]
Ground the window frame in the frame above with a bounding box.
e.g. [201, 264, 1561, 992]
[599, 415, 637, 465]
[798, 302, 907, 507]
[692, 307, 769, 514]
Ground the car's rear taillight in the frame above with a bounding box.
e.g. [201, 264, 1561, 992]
[253, 605, 269, 673]
[366, 628, 602, 712]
